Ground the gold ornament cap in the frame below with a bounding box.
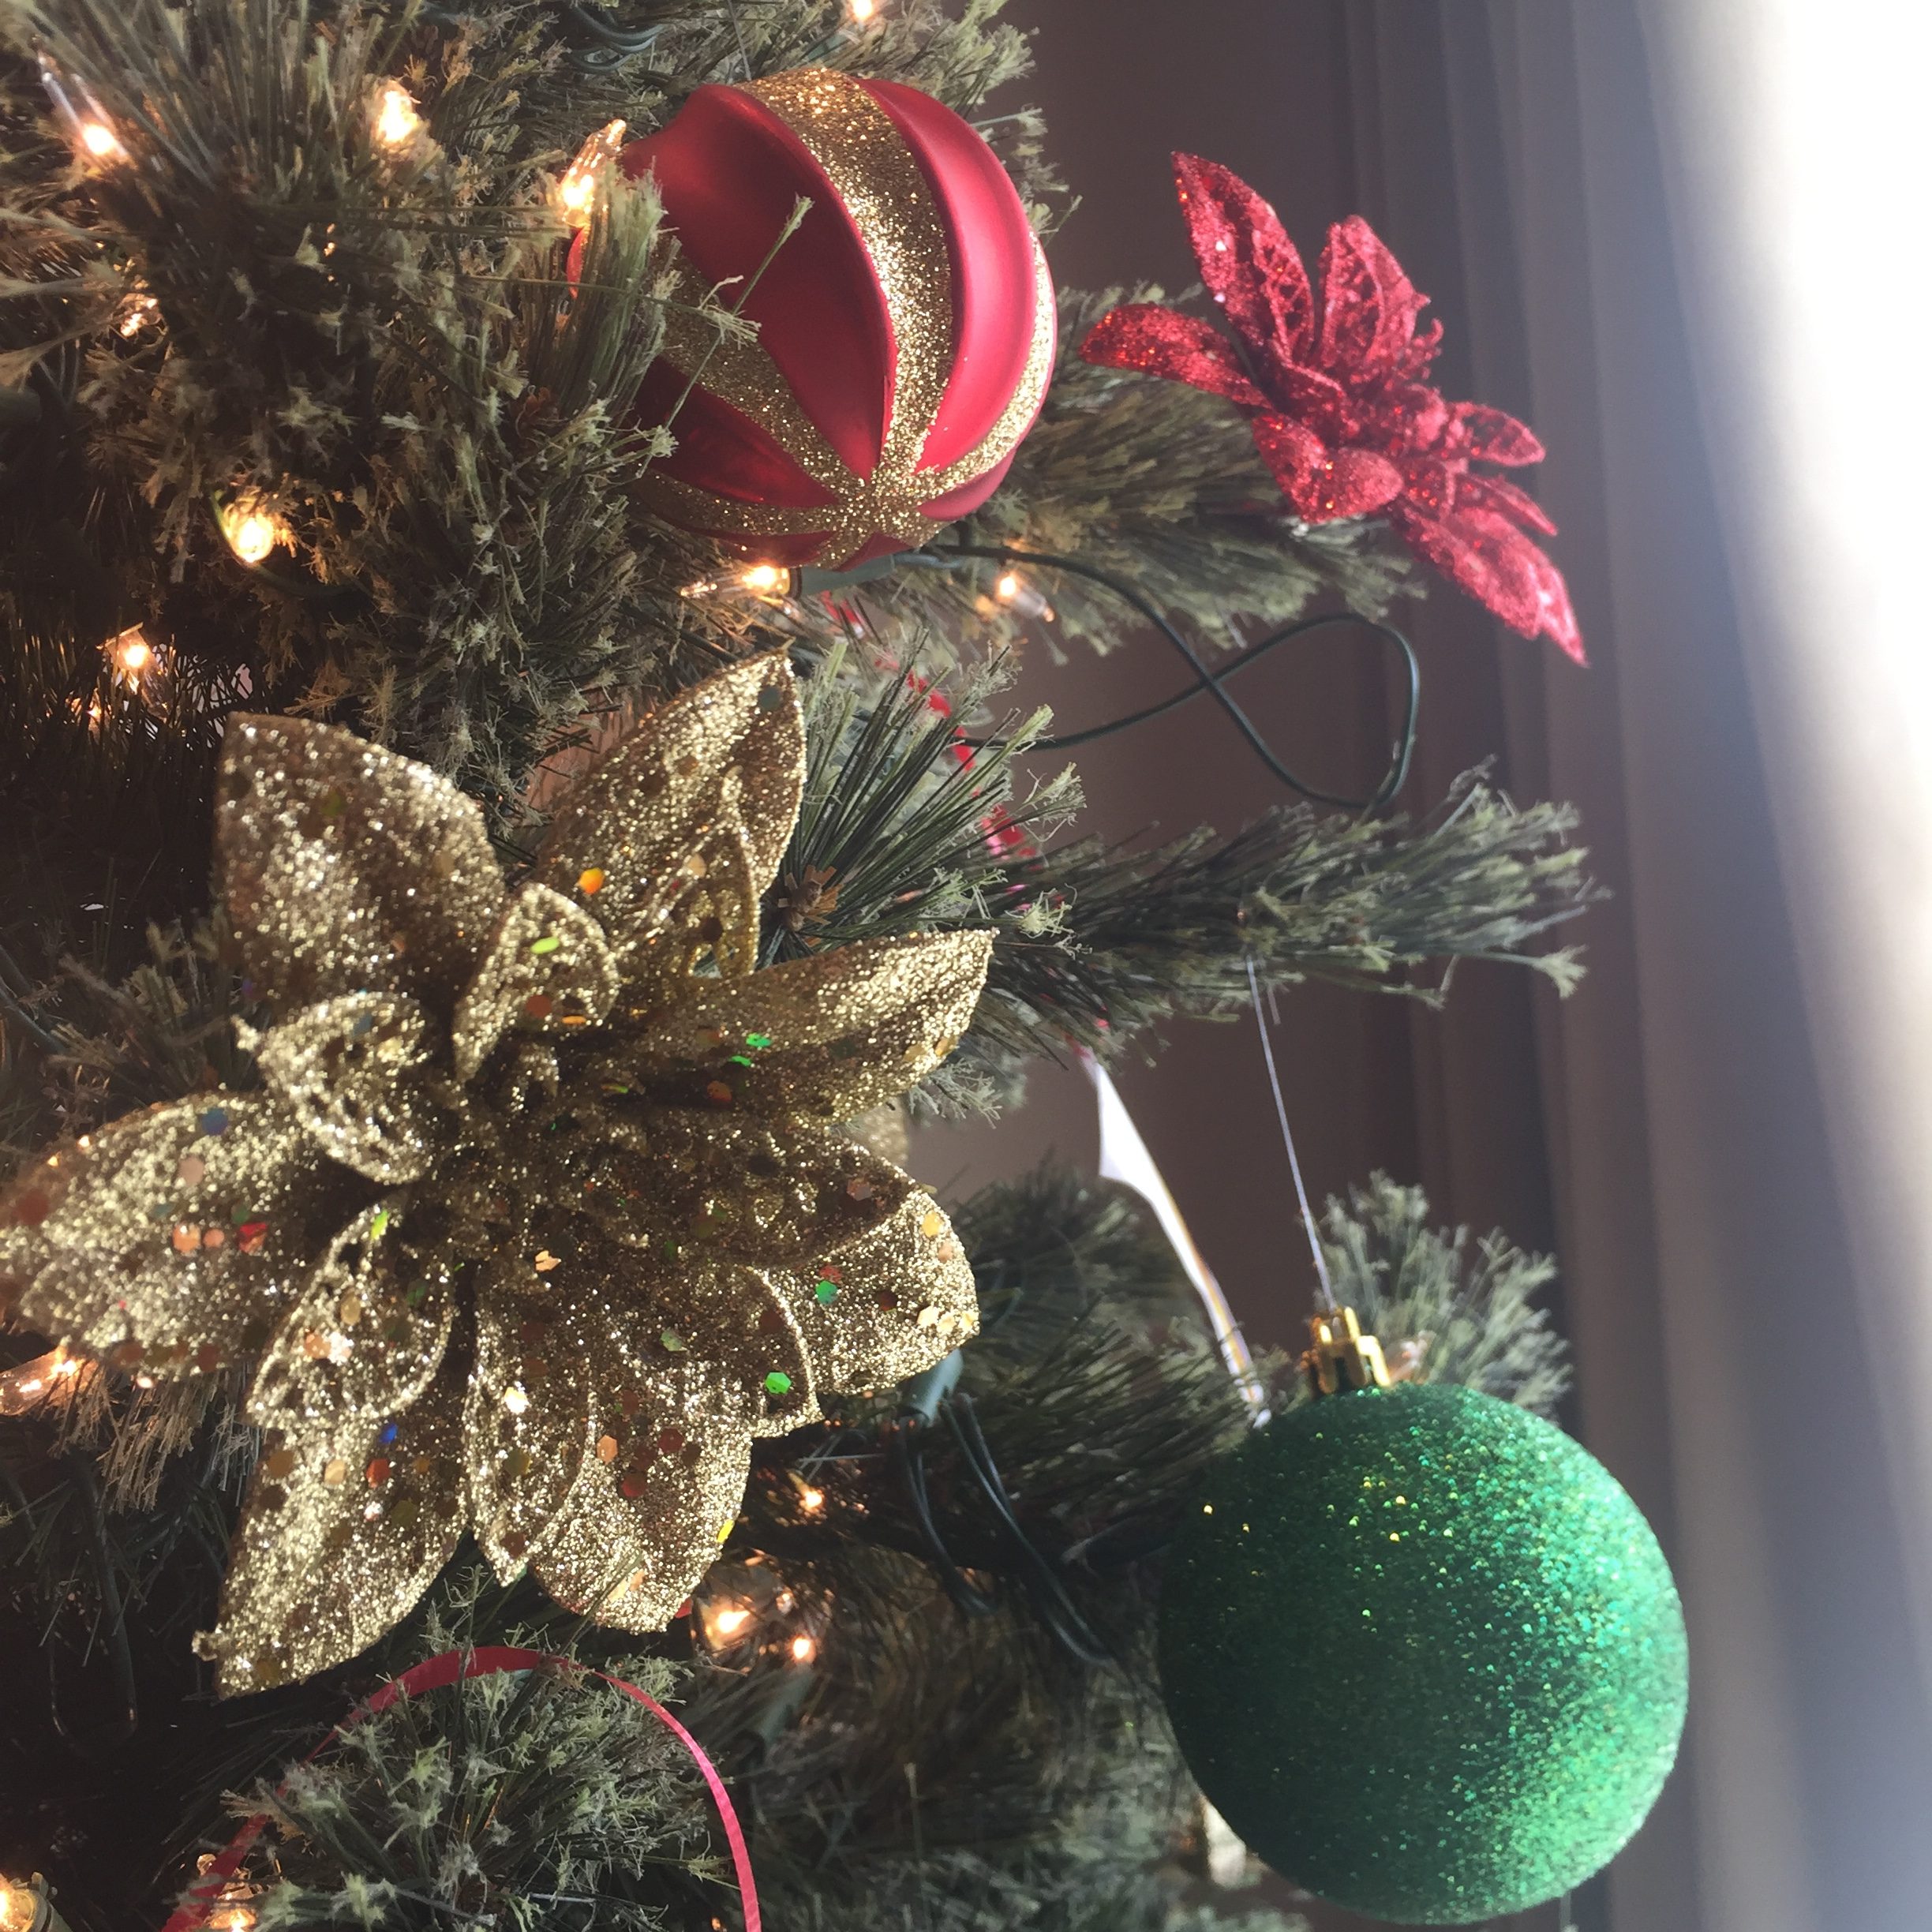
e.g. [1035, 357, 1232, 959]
[1301, 1305, 1391, 1398]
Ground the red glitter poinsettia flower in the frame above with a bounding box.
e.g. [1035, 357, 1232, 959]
[1080, 154, 1584, 664]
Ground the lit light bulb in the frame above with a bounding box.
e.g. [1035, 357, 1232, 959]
[38, 62, 127, 174]
[1, 1347, 95, 1417]
[698, 1592, 762, 1651]
[992, 570, 1054, 621]
[742, 563, 786, 594]
[219, 496, 289, 566]
[373, 82, 421, 150]
[0, 1872, 69, 1932]
[109, 624, 152, 676]
[789, 1632, 816, 1663]
[798, 1484, 825, 1512]
[14, 1372, 46, 1400]
[117, 290, 160, 338]
[207, 1911, 255, 1932]
[557, 118, 627, 227]
[850, 0, 878, 19]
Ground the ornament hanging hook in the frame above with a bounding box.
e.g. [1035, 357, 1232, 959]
[1243, 958, 1395, 1396]
[1301, 1304, 1392, 1396]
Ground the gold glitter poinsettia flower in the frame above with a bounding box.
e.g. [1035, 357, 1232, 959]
[0, 654, 990, 1694]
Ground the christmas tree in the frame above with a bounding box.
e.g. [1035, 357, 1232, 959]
[0, 5, 1683, 1928]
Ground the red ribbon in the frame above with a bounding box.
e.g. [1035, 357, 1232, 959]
[160, 1645, 759, 1932]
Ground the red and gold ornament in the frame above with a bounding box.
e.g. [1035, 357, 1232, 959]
[614, 69, 1054, 568]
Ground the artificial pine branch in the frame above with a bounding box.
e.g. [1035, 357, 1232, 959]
[764, 640, 1591, 1112]
[963, 774, 1594, 1098]
[871, 285, 1420, 657]
[1309, 1173, 1571, 1417]
[236, 1607, 717, 1931]
[0, 0, 757, 878]
[0, 909, 249, 1158]
[771, 638, 1079, 958]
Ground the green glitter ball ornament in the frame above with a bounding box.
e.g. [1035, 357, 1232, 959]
[1158, 1382, 1687, 1924]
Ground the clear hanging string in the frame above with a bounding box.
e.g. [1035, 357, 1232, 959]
[1245, 954, 1336, 1312]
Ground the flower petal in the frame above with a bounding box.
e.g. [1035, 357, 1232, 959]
[1393, 503, 1541, 632]
[614, 807, 765, 1011]
[205, 1349, 467, 1694]
[1173, 152, 1316, 372]
[1271, 361, 1354, 431]
[451, 884, 621, 1084]
[216, 716, 505, 1020]
[517, 1250, 815, 1629]
[1397, 454, 1458, 520]
[0, 1093, 367, 1377]
[620, 929, 993, 1124]
[1455, 401, 1545, 466]
[644, 1254, 817, 1432]
[1078, 304, 1267, 407]
[531, 653, 804, 975]
[1391, 504, 1586, 661]
[562, 1110, 914, 1271]
[1374, 380, 1451, 454]
[1525, 542, 1587, 664]
[771, 1188, 979, 1398]
[1252, 417, 1405, 522]
[247, 1194, 456, 1436]
[1458, 471, 1559, 537]
[532, 1413, 756, 1635]
[1316, 215, 1440, 384]
[1248, 412, 1329, 508]
[465, 1230, 817, 1585]
[466, 1264, 600, 1583]
[251, 993, 449, 1185]
[549, 799, 764, 1017]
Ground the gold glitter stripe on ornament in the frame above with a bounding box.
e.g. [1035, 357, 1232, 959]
[746, 69, 957, 561]
[635, 474, 843, 541]
[921, 237, 1055, 501]
[655, 263, 856, 498]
